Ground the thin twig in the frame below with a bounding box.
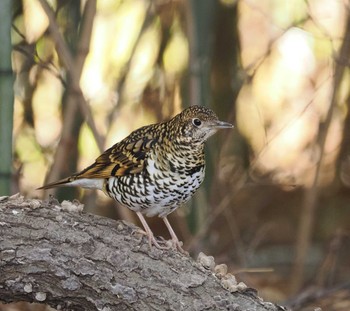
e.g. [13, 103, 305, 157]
[13, 44, 67, 86]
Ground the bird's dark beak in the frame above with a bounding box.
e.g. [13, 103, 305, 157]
[209, 120, 234, 129]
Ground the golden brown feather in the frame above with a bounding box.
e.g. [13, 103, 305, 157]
[38, 126, 159, 189]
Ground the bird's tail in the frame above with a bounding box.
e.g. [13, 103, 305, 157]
[37, 176, 104, 190]
[37, 177, 73, 190]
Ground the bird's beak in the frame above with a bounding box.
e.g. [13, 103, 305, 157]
[208, 120, 234, 129]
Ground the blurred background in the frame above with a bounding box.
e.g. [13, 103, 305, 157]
[1, 0, 350, 310]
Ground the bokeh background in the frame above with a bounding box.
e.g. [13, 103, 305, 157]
[1, 0, 350, 310]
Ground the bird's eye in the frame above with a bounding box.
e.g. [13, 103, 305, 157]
[192, 118, 202, 127]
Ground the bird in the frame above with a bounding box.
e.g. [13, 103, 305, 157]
[38, 105, 233, 254]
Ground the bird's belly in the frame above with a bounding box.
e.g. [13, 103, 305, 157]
[107, 168, 204, 217]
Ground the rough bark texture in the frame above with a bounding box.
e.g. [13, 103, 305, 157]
[0, 194, 287, 311]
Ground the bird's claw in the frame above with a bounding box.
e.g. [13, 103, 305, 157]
[149, 235, 171, 250]
[143, 234, 188, 254]
[166, 239, 188, 255]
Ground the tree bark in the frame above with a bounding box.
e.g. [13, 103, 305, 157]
[0, 194, 287, 311]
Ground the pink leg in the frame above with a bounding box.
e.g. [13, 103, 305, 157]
[136, 212, 170, 250]
[162, 216, 188, 255]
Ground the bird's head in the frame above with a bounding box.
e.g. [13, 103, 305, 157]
[171, 106, 233, 145]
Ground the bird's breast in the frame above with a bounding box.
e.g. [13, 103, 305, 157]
[106, 156, 205, 217]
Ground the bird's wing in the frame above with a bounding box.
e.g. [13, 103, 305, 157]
[38, 125, 160, 190]
[75, 128, 158, 179]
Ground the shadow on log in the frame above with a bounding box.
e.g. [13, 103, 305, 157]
[0, 194, 288, 311]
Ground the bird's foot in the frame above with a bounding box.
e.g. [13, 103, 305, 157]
[148, 234, 171, 250]
[161, 216, 188, 255]
[132, 222, 187, 254]
[133, 228, 170, 250]
[167, 238, 189, 256]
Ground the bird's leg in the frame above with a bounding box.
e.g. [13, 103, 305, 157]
[162, 216, 188, 255]
[136, 212, 170, 250]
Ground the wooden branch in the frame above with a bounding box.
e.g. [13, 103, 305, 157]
[0, 194, 287, 311]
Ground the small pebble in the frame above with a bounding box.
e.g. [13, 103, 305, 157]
[35, 292, 47, 301]
[236, 282, 248, 291]
[221, 273, 238, 292]
[197, 252, 215, 271]
[24, 283, 32, 293]
[29, 200, 41, 209]
[214, 264, 228, 278]
[61, 200, 84, 212]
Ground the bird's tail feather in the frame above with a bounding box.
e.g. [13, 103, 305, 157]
[37, 176, 104, 190]
[37, 177, 73, 190]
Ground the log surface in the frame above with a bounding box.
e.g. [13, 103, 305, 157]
[0, 194, 287, 311]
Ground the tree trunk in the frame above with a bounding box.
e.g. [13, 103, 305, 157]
[0, 194, 287, 311]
